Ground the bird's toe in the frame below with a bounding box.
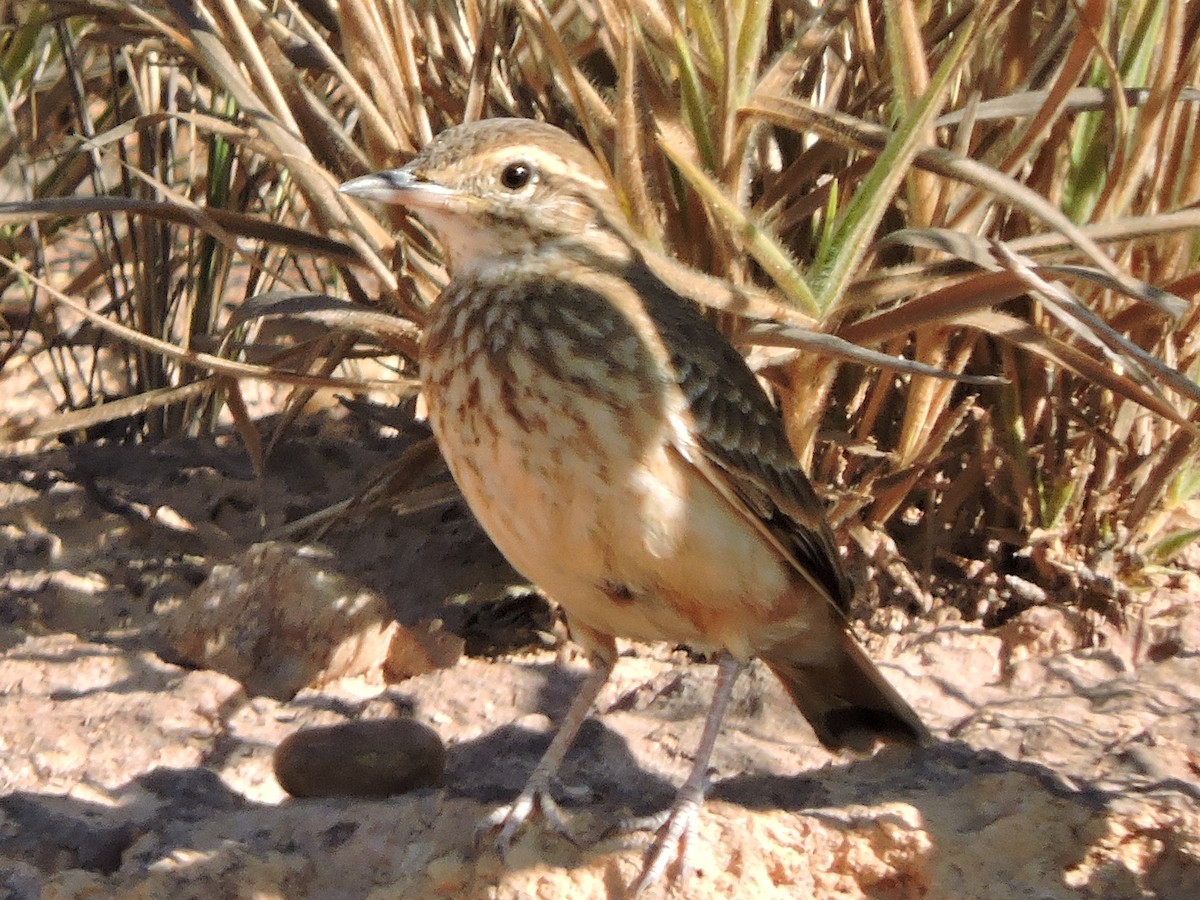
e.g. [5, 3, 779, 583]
[477, 782, 577, 855]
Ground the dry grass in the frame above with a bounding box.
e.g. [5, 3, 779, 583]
[2, 0, 1198, 619]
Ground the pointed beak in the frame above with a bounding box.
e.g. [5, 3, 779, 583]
[339, 168, 456, 211]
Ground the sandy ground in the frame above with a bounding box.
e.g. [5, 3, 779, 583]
[1, 411, 1198, 899]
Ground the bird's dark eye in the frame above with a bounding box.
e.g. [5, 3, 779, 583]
[500, 162, 532, 190]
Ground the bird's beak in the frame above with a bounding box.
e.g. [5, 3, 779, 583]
[339, 168, 456, 211]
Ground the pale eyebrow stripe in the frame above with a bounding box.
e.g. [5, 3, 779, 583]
[476, 145, 609, 193]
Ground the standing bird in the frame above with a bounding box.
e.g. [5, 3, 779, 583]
[340, 118, 926, 894]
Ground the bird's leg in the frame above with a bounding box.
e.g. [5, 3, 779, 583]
[628, 653, 745, 896]
[480, 631, 617, 853]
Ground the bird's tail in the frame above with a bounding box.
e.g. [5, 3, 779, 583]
[761, 631, 928, 752]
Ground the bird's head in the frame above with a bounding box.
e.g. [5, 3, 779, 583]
[340, 118, 630, 276]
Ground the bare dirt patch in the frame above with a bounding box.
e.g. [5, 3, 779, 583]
[1, 413, 1198, 899]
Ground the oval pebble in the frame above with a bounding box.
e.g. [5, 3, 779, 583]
[273, 719, 446, 799]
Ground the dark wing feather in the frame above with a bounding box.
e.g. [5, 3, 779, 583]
[629, 262, 853, 613]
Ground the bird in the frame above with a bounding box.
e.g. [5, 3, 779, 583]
[339, 117, 927, 894]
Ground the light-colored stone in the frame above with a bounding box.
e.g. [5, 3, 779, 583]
[158, 542, 461, 700]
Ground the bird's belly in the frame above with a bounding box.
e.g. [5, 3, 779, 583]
[424, 356, 795, 658]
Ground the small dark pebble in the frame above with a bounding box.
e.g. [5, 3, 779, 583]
[273, 719, 446, 799]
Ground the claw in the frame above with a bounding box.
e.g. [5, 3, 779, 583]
[476, 781, 578, 855]
[627, 792, 702, 896]
[609, 807, 669, 839]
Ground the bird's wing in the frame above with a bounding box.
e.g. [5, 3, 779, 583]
[630, 264, 854, 614]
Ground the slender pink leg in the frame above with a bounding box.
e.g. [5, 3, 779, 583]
[629, 654, 744, 896]
[480, 631, 617, 850]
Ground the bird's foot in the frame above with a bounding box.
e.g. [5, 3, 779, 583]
[621, 790, 704, 897]
[477, 781, 577, 855]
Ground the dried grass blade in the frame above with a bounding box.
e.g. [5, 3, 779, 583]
[232, 291, 422, 356]
[808, 0, 991, 312]
[220, 376, 266, 477]
[883, 227, 1187, 317]
[990, 242, 1200, 407]
[0, 255, 401, 392]
[739, 322, 1001, 385]
[957, 309, 1188, 425]
[656, 136, 819, 315]
[0, 379, 214, 443]
[744, 96, 1151, 300]
[935, 85, 1200, 126]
